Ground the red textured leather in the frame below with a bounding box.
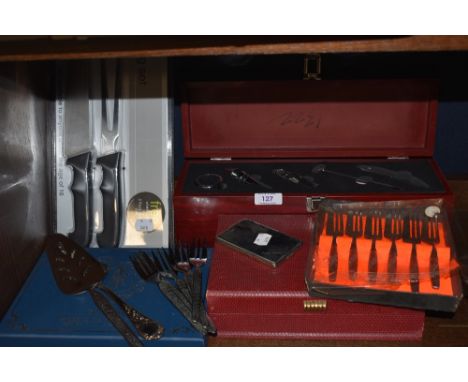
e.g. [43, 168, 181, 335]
[206, 214, 425, 340]
[182, 80, 438, 159]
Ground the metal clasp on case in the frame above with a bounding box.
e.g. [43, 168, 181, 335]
[303, 300, 327, 312]
[306, 196, 325, 212]
[303, 54, 322, 80]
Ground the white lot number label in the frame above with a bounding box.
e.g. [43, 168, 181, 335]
[254, 233, 272, 246]
[135, 219, 154, 232]
[254, 193, 283, 206]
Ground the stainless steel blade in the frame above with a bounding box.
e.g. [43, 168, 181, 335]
[61, 61, 93, 247]
[63, 62, 92, 156]
[100, 59, 120, 154]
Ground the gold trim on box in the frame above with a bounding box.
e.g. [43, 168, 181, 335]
[303, 299, 327, 312]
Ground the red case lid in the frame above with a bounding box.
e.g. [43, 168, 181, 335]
[182, 80, 438, 159]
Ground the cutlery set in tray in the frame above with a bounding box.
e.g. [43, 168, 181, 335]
[46, 234, 215, 347]
[306, 199, 463, 312]
[130, 246, 216, 336]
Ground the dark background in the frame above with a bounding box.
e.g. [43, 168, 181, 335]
[170, 53, 468, 178]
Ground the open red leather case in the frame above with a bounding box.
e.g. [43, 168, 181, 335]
[174, 79, 452, 246]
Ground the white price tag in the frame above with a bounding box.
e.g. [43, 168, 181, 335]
[135, 219, 154, 233]
[254, 233, 272, 246]
[254, 193, 283, 206]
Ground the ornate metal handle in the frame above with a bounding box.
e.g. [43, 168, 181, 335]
[88, 288, 143, 347]
[98, 284, 164, 340]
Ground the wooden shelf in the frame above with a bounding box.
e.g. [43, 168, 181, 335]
[2, 36, 468, 62]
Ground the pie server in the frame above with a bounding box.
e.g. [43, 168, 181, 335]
[45, 234, 164, 346]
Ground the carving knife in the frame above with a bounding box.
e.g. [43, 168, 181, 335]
[96, 59, 123, 248]
[63, 62, 93, 247]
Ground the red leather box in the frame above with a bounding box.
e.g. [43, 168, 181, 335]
[206, 214, 425, 340]
[174, 80, 452, 245]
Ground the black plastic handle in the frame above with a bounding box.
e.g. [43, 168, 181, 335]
[409, 244, 420, 293]
[348, 237, 358, 281]
[387, 240, 398, 284]
[430, 246, 440, 289]
[97, 152, 122, 248]
[328, 236, 338, 282]
[66, 152, 93, 247]
[368, 240, 378, 283]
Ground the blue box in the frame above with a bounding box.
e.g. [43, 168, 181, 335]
[0, 249, 207, 346]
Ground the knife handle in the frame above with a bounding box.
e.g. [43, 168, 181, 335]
[67, 151, 93, 247]
[97, 152, 122, 248]
[88, 288, 143, 347]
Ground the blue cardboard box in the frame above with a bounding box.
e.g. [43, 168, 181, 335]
[0, 249, 207, 346]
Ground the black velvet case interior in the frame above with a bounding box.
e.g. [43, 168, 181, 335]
[182, 159, 446, 195]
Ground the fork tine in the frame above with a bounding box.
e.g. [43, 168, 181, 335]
[201, 240, 207, 260]
[141, 252, 158, 273]
[174, 242, 181, 262]
[192, 241, 197, 260]
[153, 248, 169, 272]
[198, 239, 206, 260]
[157, 249, 170, 271]
[150, 250, 159, 267]
[192, 242, 196, 260]
[198, 239, 203, 259]
[180, 244, 186, 262]
[153, 249, 167, 272]
[130, 254, 146, 278]
[165, 247, 175, 266]
[134, 252, 153, 277]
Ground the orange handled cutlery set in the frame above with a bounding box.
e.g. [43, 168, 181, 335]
[312, 204, 457, 296]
